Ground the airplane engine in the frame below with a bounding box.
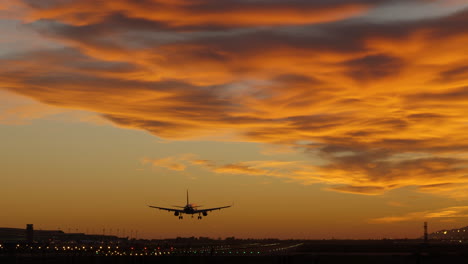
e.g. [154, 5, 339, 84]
[203, 212, 208, 216]
[174, 212, 179, 216]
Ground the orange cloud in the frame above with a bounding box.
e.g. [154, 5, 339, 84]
[142, 156, 188, 171]
[0, 90, 64, 124]
[0, 0, 26, 19]
[387, 201, 407, 207]
[2, 1, 468, 198]
[326, 185, 386, 196]
[213, 164, 267, 176]
[22, 0, 370, 28]
[370, 206, 468, 223]
[145, 155, 321, 184]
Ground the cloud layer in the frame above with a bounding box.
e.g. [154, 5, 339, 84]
[371, 206, 468, 223]
[2, 0, 468, 197]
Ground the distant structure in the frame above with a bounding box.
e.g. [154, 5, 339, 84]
[0, 225, 122, 243]
[429, 225, 468, 241]
[424, 222, 428, 243]
[26, 224, 34, 243]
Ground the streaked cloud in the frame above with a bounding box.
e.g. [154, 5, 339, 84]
[326, 185, 386, 196]
[0, 0, 27, 19]
[21, 0, 373, 28]
[0, 90, 104, 125]
[387, 201, 408, 207]
[2, 0, 468, 198]
[195, 159, 305, 179]
[0, 91, 65, 124]
[144, 154, 320, 184]
[142, 156, 187, 171]
[370, 206, 468, 223]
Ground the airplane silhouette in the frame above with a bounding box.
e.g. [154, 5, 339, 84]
[148, 190, 232, 219]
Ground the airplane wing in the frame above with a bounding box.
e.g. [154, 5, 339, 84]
[194, 205, 232, 213]
[148, 205, 184, 213]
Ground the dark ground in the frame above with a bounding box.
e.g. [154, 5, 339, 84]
[2, 240, 468, 263]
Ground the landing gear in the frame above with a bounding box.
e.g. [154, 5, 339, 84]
[198, 213, 202, 220]
[178, 216, 183, 219]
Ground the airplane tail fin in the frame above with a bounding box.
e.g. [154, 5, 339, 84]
[186, 189, 189, 205]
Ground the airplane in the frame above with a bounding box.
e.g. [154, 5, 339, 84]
[148, 190, 232, 219]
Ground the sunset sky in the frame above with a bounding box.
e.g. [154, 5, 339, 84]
[1, 0, 468, 240]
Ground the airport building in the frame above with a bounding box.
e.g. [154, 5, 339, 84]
[0, 224, 121, 243]
[0, 225, 64, 242]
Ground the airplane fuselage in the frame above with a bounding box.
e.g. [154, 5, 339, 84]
[183, 204, 197, 214]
